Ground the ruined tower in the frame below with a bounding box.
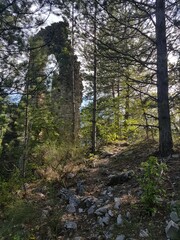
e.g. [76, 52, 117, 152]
[29, 22, 83, 142]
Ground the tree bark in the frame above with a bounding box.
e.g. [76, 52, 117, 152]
[71, 1, 76, 142]
[92, 0, 97, 153]
[156, 0, 173, 157]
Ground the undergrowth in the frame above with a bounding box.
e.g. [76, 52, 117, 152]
[138, 156, 167, 214]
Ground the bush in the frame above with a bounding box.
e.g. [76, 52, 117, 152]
[31, 141, 85, 180]
[0, 200, 40, 239]
[138, 156, 167, 214]
[0, 170, 21, 208]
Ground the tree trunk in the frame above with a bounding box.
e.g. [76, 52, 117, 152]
[92, 0, 97, 153]
[156, 0, 173, 157]
[71, 1, 76, 142]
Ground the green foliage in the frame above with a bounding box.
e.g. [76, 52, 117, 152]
[138, 156, 167, 214]
[0, 200, 40, 239]
[0, 170, 21, 208]
[31, 141, 85, 180]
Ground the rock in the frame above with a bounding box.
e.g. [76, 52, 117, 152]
[170, 211, 180, 223]
[104, 231, 113, 239]
[136, 190, 143, 197]
[78, 208, 84, 213]
[115, 234, 125, 240]
[101, 152, 113, 158]
[114, 197, 121, 209]
[66, 204, 76, 213]
[74, 237, 82, 240]
[36, 192, 46, 199]
[66, 173, 75, 179]
[96, 198, 106, 207]
[41, 209, 49, 220]
[102, 190, 108, 195]
[172, 154, 180, 159]
[64, 221, 77, 230]
[107, 186, 113, 191]
[139, 229, 149, 238]
[76, 180, 85, 195]
[97, 216, 105, 226]
[95, 205, 110, 216]
[88, 205, 96, 215]
[126, 211, 131, 221]
[82, 196, 98, 208]
[102, 213, 110, 225]
[165, 220, 179, 239]
[107, 170, 134, 186]
[69, 195, 80, 207]
[57, 188, 74, 200]
[117, 214, 123, 225]
[108, 209, 114, 217]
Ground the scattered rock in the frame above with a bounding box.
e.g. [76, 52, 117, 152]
[36, 192, 46, 199]
[139, 229, 149, 238]
[172, 154, 180, 159]
[88, 205, 96, 215]
[117, 214, 123, 225]
[97, 216, 105, 226]
[69, 195, 80, 207]
[101, 152, 113, 158]
[76, 180, 85, 195]
[64, 221, 77, 230]
[126, 211, 131, 221]
[107, 170, 134, 186]
[102, 213, 110, 225]
[41, 209, 49, 220]
[57, 188, 74, 200]
[82, 196, 98, 208]
[170, 211, 180, 223]
[78, 208, 84, 213]
[115, 234, 125, 240]
[66, 173, 76, 179]
[104, 231, 113, 239]
[108, 209, 114, 217]
[114, 197, 121, 209]
[97, 213, 110, 226]
[95, 205, 110, 216]
[165, 220, 179, 239]
[66, 204, 76, 213]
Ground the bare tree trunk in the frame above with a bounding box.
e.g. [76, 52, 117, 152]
[140, 92, 149, 139]
[156, 0, 173, 157]
[124, 83, 130, 127]
[20, 75, 29, 180]
[71, 1, 76, 142]
[92, 0, 97, 153]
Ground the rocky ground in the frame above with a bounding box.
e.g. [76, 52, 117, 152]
[0, 140, 180, 239]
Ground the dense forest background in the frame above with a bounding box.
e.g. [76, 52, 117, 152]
[0, 1, 180, 239]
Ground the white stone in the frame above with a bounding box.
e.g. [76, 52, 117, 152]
[139, 229, 149, 238]
[64, 221, 77, 230]
[66, 204, 76, 213]
[115, 234, 125, 240]
[165, 220, 179, 238]
[95, 205, 110, 216]
[88, 205, 96, 215]
[114, 197, 121, 209]
[170, 211, 180, 223]
[108, 209, 114, 217]
[117, 214, 123, 225]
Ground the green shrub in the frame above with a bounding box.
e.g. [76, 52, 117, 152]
[138, 156, 167, 214]
[0, 170, 21, 208]
[0, 200, 40, 239]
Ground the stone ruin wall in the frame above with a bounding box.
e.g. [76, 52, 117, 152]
[30, 22, 83, 141]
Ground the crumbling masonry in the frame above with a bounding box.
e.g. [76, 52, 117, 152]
[29, 22, 83, 141]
